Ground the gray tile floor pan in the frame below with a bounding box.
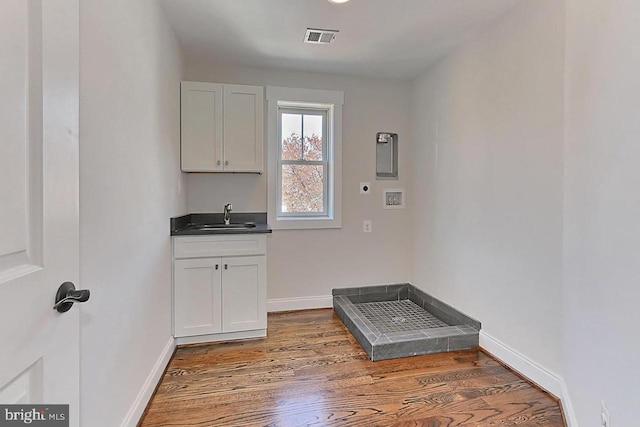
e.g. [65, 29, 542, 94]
[332, 284, 480, 361]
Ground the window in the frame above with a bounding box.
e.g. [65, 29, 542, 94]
[267, 87, 343, 229]
[279, 107, 328, 216]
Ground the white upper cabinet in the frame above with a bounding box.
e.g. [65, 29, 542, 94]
[181, 82, 224, 171]
[223, 85, 264, 172]
[181, 81, 264, 173]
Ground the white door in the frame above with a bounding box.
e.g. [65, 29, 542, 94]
[0, 1, 81, 426]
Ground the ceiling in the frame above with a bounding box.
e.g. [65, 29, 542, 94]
[160, 0, 520, 80]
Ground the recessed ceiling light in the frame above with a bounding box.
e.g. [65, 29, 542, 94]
[328, 0, 350, 4]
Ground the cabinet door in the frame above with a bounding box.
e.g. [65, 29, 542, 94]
[222, 256, 267, 332]
[223, 85, 264, 172]
[181, 81, 224, 171]
[174, 258, 222, 337]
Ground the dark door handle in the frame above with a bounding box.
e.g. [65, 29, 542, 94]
[53, 282, 90, 313]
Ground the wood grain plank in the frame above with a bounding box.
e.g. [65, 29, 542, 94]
[139, 309, 564, 427]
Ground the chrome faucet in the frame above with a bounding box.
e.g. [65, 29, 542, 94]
[223, 203, 232, 225]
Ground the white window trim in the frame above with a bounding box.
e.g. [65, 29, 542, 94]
[267, 86, 343, 230]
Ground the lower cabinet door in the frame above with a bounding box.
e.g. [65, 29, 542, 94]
[174, 258, 222, 337]
[221, 256, 267, 332]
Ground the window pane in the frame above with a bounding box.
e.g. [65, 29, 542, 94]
[281, 113, 302, 160]
[281, 164, 324, 213]
[303, 114, 323, 161]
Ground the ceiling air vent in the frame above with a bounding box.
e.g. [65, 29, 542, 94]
[304, 28, 338, 44]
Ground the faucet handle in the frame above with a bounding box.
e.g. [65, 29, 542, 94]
[225, 203, 232, 211]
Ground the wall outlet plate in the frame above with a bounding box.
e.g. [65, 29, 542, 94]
[360, 182, 371, 194]
[383, 188, 405, 209]
[363, 220, 372, 233]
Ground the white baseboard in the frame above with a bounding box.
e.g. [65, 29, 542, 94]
[479, 331, 578, 426]
[267, 295, 333, 312]
[560, 378, 579, 427]
[120, 337, 175, 427]
[176, 329, 266, 346]
[480, 331, 562, 396]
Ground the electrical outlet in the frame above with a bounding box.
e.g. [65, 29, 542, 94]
[601, 401, 610, 427]
[363, 220, 372, 233]
[360, 182, 371, 194]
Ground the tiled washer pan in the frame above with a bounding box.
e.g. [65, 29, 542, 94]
[332, 283, 480, 361]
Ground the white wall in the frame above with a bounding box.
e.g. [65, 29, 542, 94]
[563, 0, 640, 425]
[79, 1, 185, 426]
[410, 0, 565, 375]
[185, 64, 413, 300]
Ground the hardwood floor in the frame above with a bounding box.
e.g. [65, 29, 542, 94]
[139, 309, 565, 427]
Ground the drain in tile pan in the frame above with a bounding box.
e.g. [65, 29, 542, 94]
[392, 316, 406, 323]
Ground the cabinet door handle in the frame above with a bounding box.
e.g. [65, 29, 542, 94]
[224, 160, 229, 166]
[215, 264, 219, 270]
[217, 160, 221, 166]
[224, 264, 228, 270]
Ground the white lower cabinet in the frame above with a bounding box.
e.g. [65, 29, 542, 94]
[174, 257, 223, 337]
[173, 235, 267, 343]
[221, 256, 266, 332]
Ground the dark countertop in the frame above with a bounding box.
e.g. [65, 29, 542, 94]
[171, 212, 272, 236]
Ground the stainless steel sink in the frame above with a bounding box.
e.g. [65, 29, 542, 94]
[192, 223, 257, 230]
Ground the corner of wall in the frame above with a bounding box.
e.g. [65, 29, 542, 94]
[480, 331, 578, 427]
[119, 338, 175, 427]
[559, 378, 579, 427]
